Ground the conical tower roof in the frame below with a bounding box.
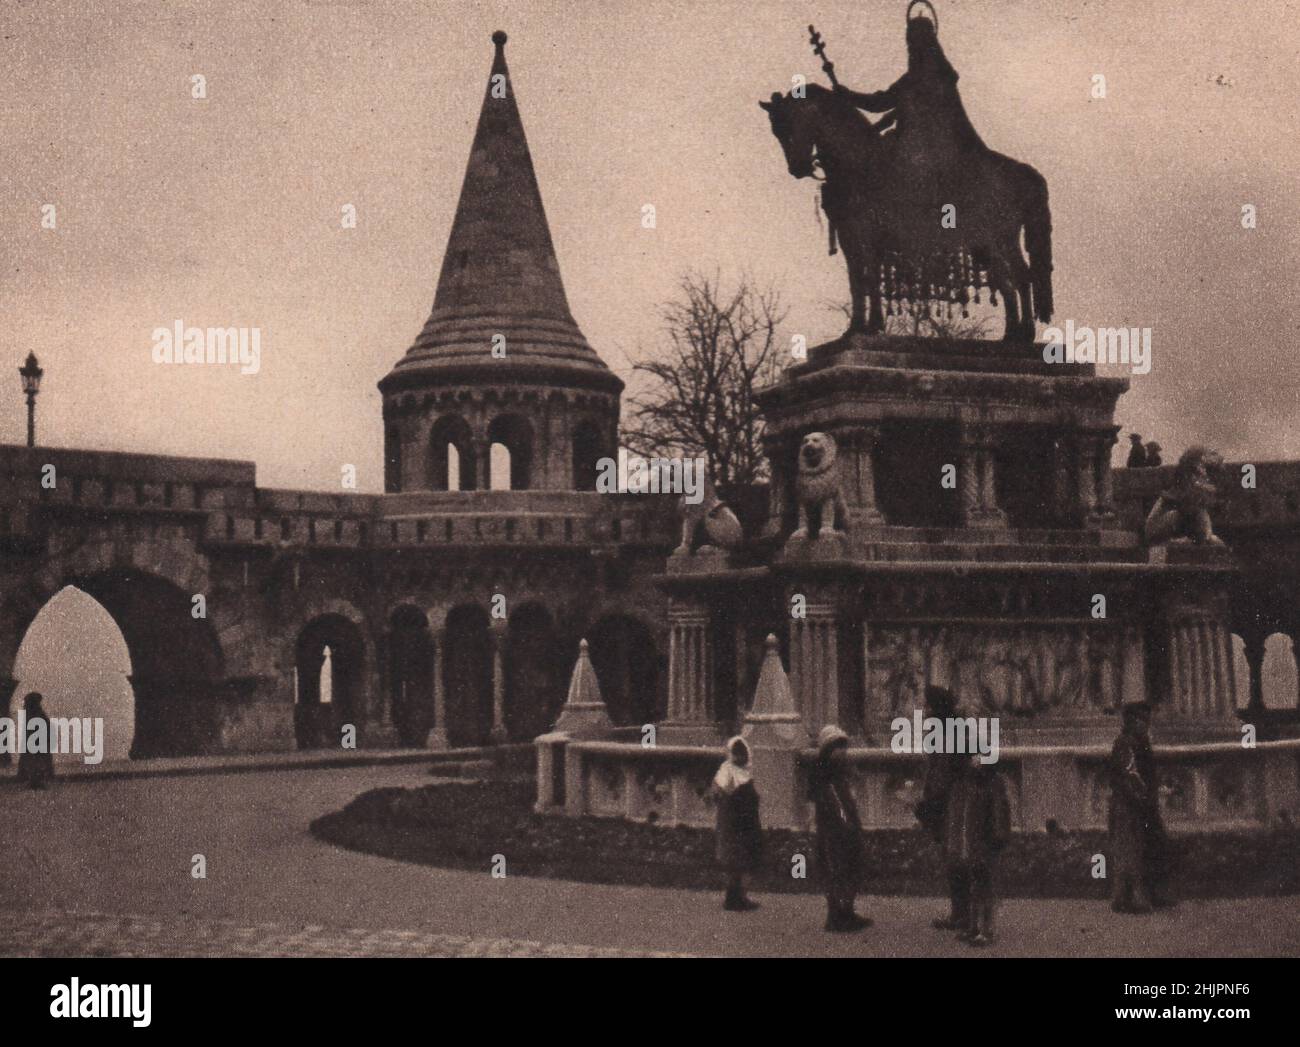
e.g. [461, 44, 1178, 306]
[381, 31, 621, 395]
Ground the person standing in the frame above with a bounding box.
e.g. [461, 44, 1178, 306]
[809, 725, 871, 932]
[16, 692, 55, 790]
[1144, 441, 1163, 468]
[915, 685, 970, 930]
[710, 736, 763, 912]
[1108, 702, 1170, 912]
[1126, 433, 1147, 468]
[944, 755, 1012, 947]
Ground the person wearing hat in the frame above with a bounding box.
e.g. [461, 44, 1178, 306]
[1108, 702, 1171, 912]
[1143, 441, 1163, 468]
[1126, 433, 1148, 468]
[710, 736, 763, 912]
[808, 724, 871, 932]
[914, 685, 972, 930]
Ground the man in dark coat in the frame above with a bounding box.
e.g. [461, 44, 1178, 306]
[1126, 434, 1147, 468]
[914, 685, 971, 930]
[944, 755, 1012, 946]
[1108, 703, 1170, 912]
[16, 691, 55, 790]
[809, 725, 871, 932]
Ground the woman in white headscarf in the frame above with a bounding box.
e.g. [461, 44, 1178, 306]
[711, 736, 763, 911]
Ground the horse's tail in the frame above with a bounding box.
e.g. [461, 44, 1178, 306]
[1024, 171, 1054, 322]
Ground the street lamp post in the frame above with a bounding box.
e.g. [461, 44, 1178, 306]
[18, 352, 43, 448]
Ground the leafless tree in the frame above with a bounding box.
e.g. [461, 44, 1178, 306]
[824, 300, 993, 341]
[622, 270, 787, 487]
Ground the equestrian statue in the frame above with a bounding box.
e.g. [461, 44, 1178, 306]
[761, 2, 1053, 342]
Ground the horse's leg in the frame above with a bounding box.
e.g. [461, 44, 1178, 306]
[988, 252, 1022, 342]
[865, 247, 885, 334]
[841, 232, 868, 333]
[1007, 243, 1036, 341]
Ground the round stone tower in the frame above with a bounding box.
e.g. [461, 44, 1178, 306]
[379, 31, 623, 494]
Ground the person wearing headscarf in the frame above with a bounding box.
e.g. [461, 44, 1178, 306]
[1108, 703, 1172, 912]
[710, 736, 763, 911]
[914, 685, 971, 930]
[943, 754, 1011, 947]
[808, 724, 870, 931]
[16, 692, 55, 790]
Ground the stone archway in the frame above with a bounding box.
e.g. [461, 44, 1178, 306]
[505, 602, 565, 741]
[295, 615, 364, 750]
[444, 604, 493, 746]
[389, 605, 434, 747]
[586, 614, 662, 727]
[13, 585, 135, 763]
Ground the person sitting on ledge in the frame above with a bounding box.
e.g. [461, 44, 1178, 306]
[1126, 433, 1148, 468]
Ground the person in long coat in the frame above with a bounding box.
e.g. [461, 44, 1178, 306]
[710, 736, 762, 912]
[1108, 703, 1170, 912]
[943, 755, 1012, 946]
[914, 685, 971, 930]
[809, 725, 871, 932]
[16, 691, 55, 790]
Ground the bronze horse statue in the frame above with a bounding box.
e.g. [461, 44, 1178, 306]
[760, 83, 1052, 342]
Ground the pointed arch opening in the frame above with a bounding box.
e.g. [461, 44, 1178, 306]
[13, 585, 135, 764]
[429, 415, 477, 491]
[295, 615, 364, 750]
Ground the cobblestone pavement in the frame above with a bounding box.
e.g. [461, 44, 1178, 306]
[1, 767, 1296, 957]
[1, 910, 686, 958]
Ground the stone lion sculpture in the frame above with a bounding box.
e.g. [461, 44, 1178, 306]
[1143, 445, 1226, 546]
[677, 471, 743, 554]
[793, 431, 846, 539]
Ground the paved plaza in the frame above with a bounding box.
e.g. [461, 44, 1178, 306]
[1, 766, 1296, 958]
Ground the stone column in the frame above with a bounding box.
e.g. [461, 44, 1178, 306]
[762, 432, 792, 538]
[488, 620, 508, 744]
[960, 425, 1007, 529]
[1075, 434, 1098, 521]
[834, 425, 886, 527]
[1095, 429, 1119, 519]
[1051, 432, 1074, 524]
[660, 601, 718, 743]
[426, 628, 449, 750]
[790, 601, 839, 738]
[471, 437, 491, 491]
[1081, 429, 1118, 525]
[1242, 631, 1266, 715]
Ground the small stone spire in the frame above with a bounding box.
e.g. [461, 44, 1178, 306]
[743, 634, 803, 747]
[553, 638, 614, 737]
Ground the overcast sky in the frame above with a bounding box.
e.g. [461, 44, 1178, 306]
[3, 0, 1297, 491]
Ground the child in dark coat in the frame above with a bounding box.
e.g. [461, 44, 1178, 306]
[710, 736, 762, 911]
[809, 725, 871, 932]
[943, 754, 1011, 946]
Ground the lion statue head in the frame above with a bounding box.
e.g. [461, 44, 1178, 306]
[798, 431, 837, 480]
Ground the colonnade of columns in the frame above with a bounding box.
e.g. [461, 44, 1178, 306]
[768, 422, 1121, 534]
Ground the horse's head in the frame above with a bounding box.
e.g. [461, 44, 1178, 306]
[759, 90, 819, 179]
[760, 84, 869, 180]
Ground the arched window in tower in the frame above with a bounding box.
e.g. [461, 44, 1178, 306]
[384, 427, 402, 493]
[429, 415, 476, 491]
[572, 419, 605, 491]
[320, 645, 334, 704]
[487, 414, 533, 490]
[489, 443, 512, 490]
